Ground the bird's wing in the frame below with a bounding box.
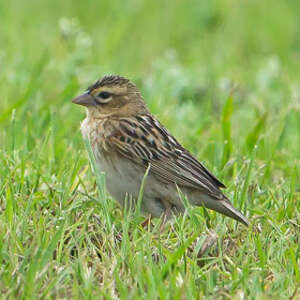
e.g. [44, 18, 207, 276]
[106, 114, 225, 198]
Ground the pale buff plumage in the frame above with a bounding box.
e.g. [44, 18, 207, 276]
[72, 75, 249, 226]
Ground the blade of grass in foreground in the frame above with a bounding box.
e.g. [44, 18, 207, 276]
[24, 221, 65, 297]
[245, 113, 266, 152]
[135, 163, 151, 224]
[221, 96, 233, 169]
[84, 138, 112, 231]
[240, 144, 257, 217]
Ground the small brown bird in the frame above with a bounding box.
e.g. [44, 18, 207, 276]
[72, 75, 249, 226]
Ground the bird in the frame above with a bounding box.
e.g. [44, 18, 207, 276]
[72, 75, 249, 226]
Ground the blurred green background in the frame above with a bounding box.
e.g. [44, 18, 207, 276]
[1, 0, 300, 157]
[0, 0, 299, 299]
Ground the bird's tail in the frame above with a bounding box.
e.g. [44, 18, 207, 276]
[217, 199, 249, 226]
[200, 196, 249, 226]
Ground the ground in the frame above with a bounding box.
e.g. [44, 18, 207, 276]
[0, 0, 299, 299]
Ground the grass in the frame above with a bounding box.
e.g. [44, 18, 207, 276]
[0, 0, 299, 299]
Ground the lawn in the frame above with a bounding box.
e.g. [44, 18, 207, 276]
[0, 0, 299, 299]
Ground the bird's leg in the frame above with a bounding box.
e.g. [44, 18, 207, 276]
[141, 214, 154, 228]
[160, 199, 172, 232]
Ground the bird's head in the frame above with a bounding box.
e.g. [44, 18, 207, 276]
[72, 75, 149, 118]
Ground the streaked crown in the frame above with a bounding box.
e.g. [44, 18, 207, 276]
[72, 75, 148, 117]
[88, 75, 136, 91]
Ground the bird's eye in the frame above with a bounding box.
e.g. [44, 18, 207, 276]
[97, 91, 111, 99]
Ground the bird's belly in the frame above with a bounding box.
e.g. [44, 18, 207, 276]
[95, 155, 142, 202]
[95, 155, 183, 217]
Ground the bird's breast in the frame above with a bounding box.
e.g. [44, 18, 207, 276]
[80, 117, 112, 152]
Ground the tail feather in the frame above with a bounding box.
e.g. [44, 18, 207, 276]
[200, 196, 249, 226]
[217, 199, 249, 226]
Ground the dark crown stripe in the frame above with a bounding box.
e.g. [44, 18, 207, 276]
[88, 75, 136, 91]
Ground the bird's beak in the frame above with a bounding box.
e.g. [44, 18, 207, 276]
[71, 92, 97, 107]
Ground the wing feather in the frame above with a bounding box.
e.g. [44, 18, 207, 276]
[107, 115, 225, 197]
